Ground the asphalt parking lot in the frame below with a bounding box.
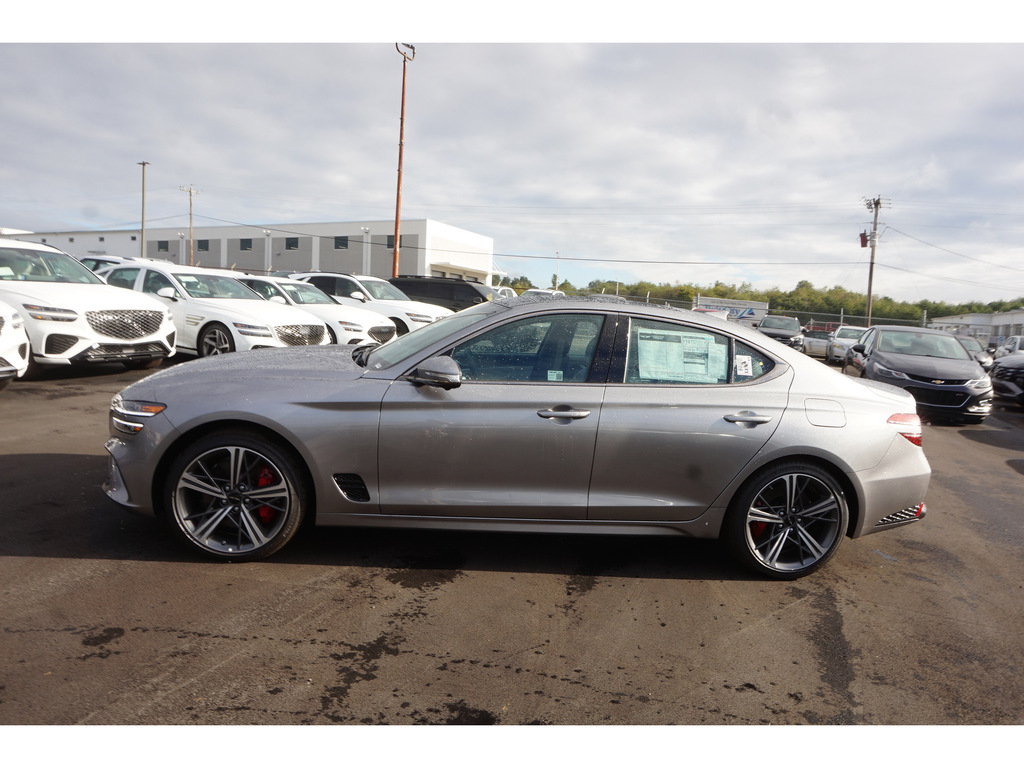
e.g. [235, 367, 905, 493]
[2, 359, 1023, 726]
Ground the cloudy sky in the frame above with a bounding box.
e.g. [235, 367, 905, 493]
[3, 7, 1024, 305]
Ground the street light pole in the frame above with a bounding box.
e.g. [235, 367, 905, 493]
[361, 227, 371, 274]
[138, 161, 150, 259]
[392, 43, 415, 278]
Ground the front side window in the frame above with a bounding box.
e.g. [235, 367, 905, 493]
[451, 313, 605, 383]
[142, 270, 176, 296]
[623, 318, 773, 385]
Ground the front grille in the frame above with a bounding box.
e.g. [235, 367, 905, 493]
[906, 372, 968, 385]
[86, 310, 165, 340]
[876, 505, 926, 527]
[275, 325, 325, 346]
[369, 325, 396, 343]
[45, 334, 78, 354]
[905, 387, 969, 408]
[333, 474, 371, 503]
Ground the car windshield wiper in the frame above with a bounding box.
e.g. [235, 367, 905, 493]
[351, 342, 380, 367]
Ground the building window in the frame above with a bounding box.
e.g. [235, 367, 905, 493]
[99, 237, 105, 243]
[68, 237, 75, 243]
[240, 239, 253, 251]
[157, 241, 169, 252]
[131, 235, 137, 242]
[197, 240, 209, 252]
[386, 235, 405, 250]
[285, 237, 299, 250]
[334, 236, 349, 250]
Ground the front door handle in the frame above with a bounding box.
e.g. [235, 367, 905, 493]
[724, 410, 773, 425]
[537, 407, 591, 420]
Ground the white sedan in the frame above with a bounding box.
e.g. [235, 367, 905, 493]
[237, 276, 396, 346]
[0, 238, 176, 376]
[0, 297, 30, 389]
[101, 261, 329, 356]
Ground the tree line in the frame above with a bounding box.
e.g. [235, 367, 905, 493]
[497, 274, 1023, 325]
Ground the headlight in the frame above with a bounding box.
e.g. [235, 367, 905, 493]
[232, 322, 273, 337]
[23, 304, 77, 322]
[338, 321, 364, 333]
[872, 361, 910, 380]
[111, 394, 166, 435]
[967, 375, 991, 389]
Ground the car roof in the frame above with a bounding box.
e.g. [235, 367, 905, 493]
[0, 238, 66, 254]
[874, 325, 948, 335]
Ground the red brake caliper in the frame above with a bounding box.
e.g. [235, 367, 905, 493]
[257, 466, 276, 523]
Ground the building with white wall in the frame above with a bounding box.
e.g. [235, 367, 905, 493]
[10, 219, 497, 284]
[930, 309, 1024, 346]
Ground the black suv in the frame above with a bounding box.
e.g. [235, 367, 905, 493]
[388, 275, 495, 312]
[756, 315, 805, 351]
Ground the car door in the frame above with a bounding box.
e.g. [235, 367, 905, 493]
[377, 312, 610, 519]
[588, 316, 790, 521]
[137, 268, 201, 352]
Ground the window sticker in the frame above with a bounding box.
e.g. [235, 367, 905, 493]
[547, 370, 564, 382]
[637, 330, 725, 383]
[735, 354, 754, 378]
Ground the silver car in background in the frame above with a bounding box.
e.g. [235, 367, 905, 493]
[104, 297, 930, 580]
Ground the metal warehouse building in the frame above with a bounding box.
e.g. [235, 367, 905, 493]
[7, 219, 497, 284]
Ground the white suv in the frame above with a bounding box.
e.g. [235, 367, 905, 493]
[0, 298, 30, 388]
[289, 272, 452, 335]
[237, 275, 396, 346]
[0, 239, 176, 376]
[102, 261, 329, 356]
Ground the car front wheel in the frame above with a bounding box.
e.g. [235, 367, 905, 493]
[199, 323, 235, 356]
[161, 431, 308, 561]
[723, 462, 849, 579]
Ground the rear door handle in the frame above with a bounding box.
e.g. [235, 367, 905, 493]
[724, 410, 773, 424]
[537, 407, 591, 420]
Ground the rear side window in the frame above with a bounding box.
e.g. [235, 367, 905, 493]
[106, 268, 139, 289]
[622, 317, 774, 385]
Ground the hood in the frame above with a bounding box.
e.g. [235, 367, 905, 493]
[122, 345, 368, 403]
[875, 351, 985, 380]
[0, 281, 167, 312]
[759, 326, 801, 340]
[188, 297, 324, 326]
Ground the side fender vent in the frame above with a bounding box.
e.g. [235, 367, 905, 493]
[333, 474, 371, 503]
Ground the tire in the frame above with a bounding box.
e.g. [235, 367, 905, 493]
[161, 430, 309, 561]
[199, 323, 235, 357]
[326, 326, 338, 345]
[723, 462, 849, 580]
[391, 318, 410, 336]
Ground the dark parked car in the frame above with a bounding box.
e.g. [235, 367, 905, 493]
[388, 275, 495, 312]
[990, 352, 1024, 406]
[104, 297, 930, 580]
[756, 315, 804, 351]
[957, 336, 993, 371]
[842, 325, 992, 423]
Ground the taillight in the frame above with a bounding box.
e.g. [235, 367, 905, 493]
[888, 413, 923, 446]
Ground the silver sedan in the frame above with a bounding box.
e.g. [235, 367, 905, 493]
[103, 297, 930, 579]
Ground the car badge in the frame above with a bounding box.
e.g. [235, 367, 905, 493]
[931, 379, 945, 385]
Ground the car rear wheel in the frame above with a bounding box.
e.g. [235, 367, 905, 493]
[199, 323, 234, 356]
[161, 431, 308, 561]
[723, 462, 849, 580]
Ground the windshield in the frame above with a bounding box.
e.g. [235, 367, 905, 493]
[360, 279, 411, 301]
[877, 330, 971, 360]
[366, 303, 502, 369]
[0, 247, 104, 284]
[835, 327, 865, 340]
[959, 337, 983, 352]
[177, 273, 260, 299]
[760, 316, 799, 331]
[280, 282, 336, 305]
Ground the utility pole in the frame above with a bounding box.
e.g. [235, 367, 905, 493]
[180, 185, 200, 265]
[862, 196, 883, 326]
[138, 161, 150, 259]
[392, 43, 415, 278]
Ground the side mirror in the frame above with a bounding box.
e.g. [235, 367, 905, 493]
[852, 344, 866, 354]
[407, 355, 462, 390]
[156, 287, 178, 301]
[268, 295, 287, 305]
[350, 291, 368, 303]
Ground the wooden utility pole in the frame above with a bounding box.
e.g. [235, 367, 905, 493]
[179, 185, 200, 265]
[393, 43, 415, 278]
[864, 196, 882, 326]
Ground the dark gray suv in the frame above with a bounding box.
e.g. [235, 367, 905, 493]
[388, 275, 495, 312]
